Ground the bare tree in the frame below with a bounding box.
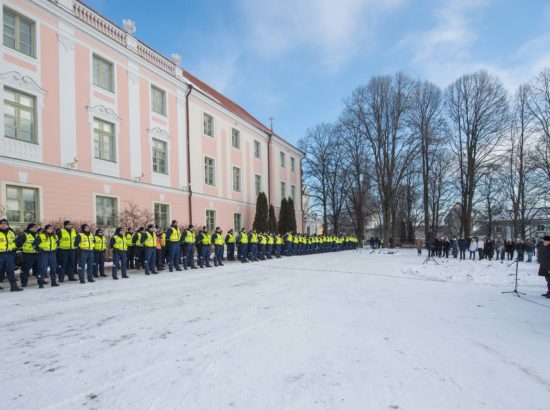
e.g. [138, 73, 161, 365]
[527, 68, 550, 183]
[344, 72, 419, 242]
[476, 162, 505, 238]
[446, 70, 509, 237]
[299, 124, 335, 232]
[409, 80, 447, 240]
[118, 201, 153, 229]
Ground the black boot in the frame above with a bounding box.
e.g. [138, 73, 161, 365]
[51, 280, 59, 287]
[21, 280, 28, 288]
[38, 279, 44, 289]
[10, 283, 23, 292]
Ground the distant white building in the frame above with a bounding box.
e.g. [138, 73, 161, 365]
[492, 208, 550, 240]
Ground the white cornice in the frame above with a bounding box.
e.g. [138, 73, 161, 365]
[0, 71, 47, 97]
[148, 127, 171, 142]
[86, 105, 121, 124]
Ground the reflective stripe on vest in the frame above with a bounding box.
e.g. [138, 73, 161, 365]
[184, 230, 195, 244]
[113, 235, 128, 251]
[22, 232, 37, 254]
[227, 233, 236, 244]
[276, 236, 283, 245]
[59, 228, 76, 250]
[214, 233, 224, 246]
[125, 233, 134, 246]
[79, 233, 95, 250]
[144, 232, 155, 248]
[239, 233, 248, 244]
[250, 233, 258, 244]
[38, 233, 58, 252]
[201, 234, 211, 245]
[169, 228, 181, 242]
[94, 236, 107, 251]
[0, 230, 16, 252]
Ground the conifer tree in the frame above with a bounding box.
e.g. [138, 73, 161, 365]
[252, 192, 268, 231]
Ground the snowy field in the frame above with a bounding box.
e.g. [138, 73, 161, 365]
[1, 248, 550, 410]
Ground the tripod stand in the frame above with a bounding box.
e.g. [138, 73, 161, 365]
[502, 257, 525, 297]
[423, 248, 439, 265]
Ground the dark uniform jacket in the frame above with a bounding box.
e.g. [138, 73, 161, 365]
[538, 244, 550, 277]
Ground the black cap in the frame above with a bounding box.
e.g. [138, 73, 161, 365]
[147, 224, 155, 229]
[64, 220, 71, 226]
[0, 219, 8, 224]
[543, 236, 550, 241]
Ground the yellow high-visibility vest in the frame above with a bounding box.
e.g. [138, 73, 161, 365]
[184, 230, 195, 244]
[59, 228, 77, 250]
[94, 236, 107, 251]
[201, 233, 211, 245]
[239, 233, 248, 244]
[38, 233, 58, 252]
[22, 232, 37, 254]
[227, 233, 236, 244]
[250, 233, 258, 244]
[214, 233, 224, 246]
[0, 230, 16, 252]
[169, 227, 181, 242]
[113, 235, 128, 251]
[79, 233, 95, 250]
[144, 232, 156, 248]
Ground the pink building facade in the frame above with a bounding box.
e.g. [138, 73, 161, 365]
[0, 0, 303, 231]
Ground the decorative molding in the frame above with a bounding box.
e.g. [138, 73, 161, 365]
[86, 105, 121, 124]
[148, 127, 172, 142]
[0, 71, 47, 98]
[57, 30, 75, 51]
[170, 53, 182, 66]
[128, 70, 139, 86]
[122, 19, 136, 34]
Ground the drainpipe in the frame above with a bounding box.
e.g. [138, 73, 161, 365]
[267, 133, 273, 205]
[185, 84, 193, 224]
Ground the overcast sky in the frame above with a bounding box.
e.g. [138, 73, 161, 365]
[84, 0, 550, 145]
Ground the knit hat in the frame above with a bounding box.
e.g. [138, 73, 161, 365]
[543, 236, 550, 241]
[147, 224, 155, 229]
[64, 220, 71, 226]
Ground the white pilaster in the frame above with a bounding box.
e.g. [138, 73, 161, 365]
[176, 88, 186, 189]
[128, 64, 141, 179]
[58, 22, 76, 167]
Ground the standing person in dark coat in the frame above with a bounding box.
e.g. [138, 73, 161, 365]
[442, 238, 450, 258]
[484, 238, 494, 261]
[538, 236, 550, 298]
[505, 240, 515, 260]
[458, 237, 468, 260]
[516, 239, 525, 262]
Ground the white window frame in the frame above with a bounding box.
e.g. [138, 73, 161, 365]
[93, 117, 116, 162]
[280, 151, 285, 168]
[280, 181, 286, 199]
[231, 127, 240, 149]
[153, 202, 170, 228]
[205, 209, 216, 232]
[290, 156, 295, 172]
[204, 156, 216, 186]
[234, 213, 242, 231]
[94, 194, 119, 227]
[203, 112, 214, 137]
[232, 166, 242, 192]
[254, 140, 261, 159]
[4, 183, 40, 226]
[151, 84, 167, 116]
[254, 174, 262, 198]
[3, 86, 37, 144]
[152, 138, 168, 175]
[3, 7, 36, 58]
[92, 54, 115, 93]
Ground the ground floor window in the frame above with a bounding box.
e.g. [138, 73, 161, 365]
[234, 213, 242, 231]
[206, 209, 216, 232]
[96, 195, 118, 227]
[154, 203, 169, 228]
[5, 185, 38, 225]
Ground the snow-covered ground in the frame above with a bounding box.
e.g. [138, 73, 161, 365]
[1, 249, 550, 410]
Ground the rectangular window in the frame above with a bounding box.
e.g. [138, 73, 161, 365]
[3, 8, 35, 57]
[4, 87, 36, 143]
[255, 174, 262, 198]
[254, 140, 261, 158]
[206, 209, 216, 232]
[232, 166, 241, 192]
[204, 156, 215, 186]
[151, 85, 166, 115]
[203, 113, 214, 137]
[231, 128, 240, 149]
[280, 181, 286, 199]
[154, 203, 169, 228]
[280, 151, 285, 168]
[92, 54, 114, 92]
[152, 138, 168, 174]
[93, 118, 116, 162]
[291, 185, 296, 201]
[96, 196, 118, 227]
[495, 226, 503, 233]
[6, 185, 38, 225]
[234, 213, 242, 231]
[291, 157, 295, 172]
[537, 225, 546, 232]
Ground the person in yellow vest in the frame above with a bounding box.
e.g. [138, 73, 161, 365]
[15, 223, 39, 287]
[32, 224, 59, 288]
[110, 227, 129, 280]
[212, 227, 225, 266]
[182, 224, 197, 270]
[166, 220, 182, 272]
[56, 220, 78, 282]
[266, 233, 275, 259]
[248, 229, 259, 261]
[126, 227, 136, 269]
[133, 227, 145, 270]
[155, 226, 166, 272]
[140, 224, 158, 275]
[0, 219, 23, 291]
[196, 226, 212, 268]
[284, 231, 293, 257]
[93, 229, 107, 278]
[236, 228, 249, 263]
[275, 233, 283, 258]
[257, 232, 266, 260]
[74, 224, 95, 283]
[225, 229, 236, 261]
